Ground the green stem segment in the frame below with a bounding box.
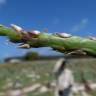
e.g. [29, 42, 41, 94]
[0, 25, 96, 56]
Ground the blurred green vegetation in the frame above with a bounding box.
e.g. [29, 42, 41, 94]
[24, 51, 39, 60]
[0, 57, 96, 95]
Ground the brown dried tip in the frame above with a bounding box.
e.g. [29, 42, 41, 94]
[67, 50, 87, 55]
[17, 44, 30, 48]
[56, 33, 72, 38]
[11, 24, 23, 32]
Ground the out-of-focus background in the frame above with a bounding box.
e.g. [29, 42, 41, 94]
[0, 52, 96, 96]
[0, 0, 96, 96]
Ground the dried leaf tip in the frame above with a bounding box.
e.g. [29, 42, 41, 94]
[32, 30, 40, 34]
[17, 44, 30, 49]
[11, 24, 23, 32]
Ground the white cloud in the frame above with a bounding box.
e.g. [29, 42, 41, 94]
[71, 18, 88, 32]
[0, 0, 6, 6]
[82, 19, 88, 24]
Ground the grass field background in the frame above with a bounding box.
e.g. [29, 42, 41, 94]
[0, 57, 96, 96]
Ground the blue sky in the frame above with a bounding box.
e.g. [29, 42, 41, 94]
[0, 0, 96, 60]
